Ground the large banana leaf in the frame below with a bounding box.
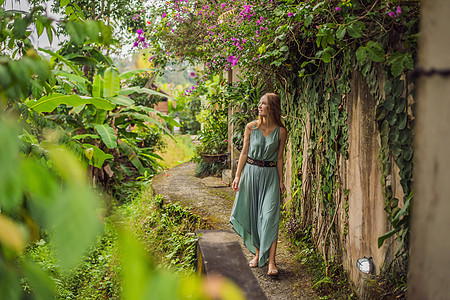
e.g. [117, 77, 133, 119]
[103, 67, 120, 98]
[119, 86, 172, 99]
[26, 93, 115, 113]
[82, 143, 114, 168]
[118, 68, 154, 81]
[108, 95, 135, 106]
[94, 124, 117, 149]
[117, 140, 147, 175]
[117, 111, 173, 137]
[92, 75, 103, 98]
[123, 105, 181, 127]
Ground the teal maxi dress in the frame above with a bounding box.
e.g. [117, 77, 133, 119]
[230, 126, 281, 267]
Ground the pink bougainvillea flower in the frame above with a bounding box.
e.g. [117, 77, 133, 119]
[287, 12, 293, 17]
[162, 12, 167, 18]
[133, 41, 139, 47]
[396, 6, 402, 15]
[221, 3, 226, 9]
[136, 29, 143, 34]
[133, 14, 139, 20]
[388, 11, 396, 18]
[139, 36, 145, 42]
[190, 72, 196, 77]
[335, 7, 341, 11]
[148, 55, 155, 61]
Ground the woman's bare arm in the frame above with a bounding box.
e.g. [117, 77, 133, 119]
[232, 122, 254, 191]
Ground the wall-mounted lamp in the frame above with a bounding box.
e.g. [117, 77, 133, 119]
[356, 257, 375, 274]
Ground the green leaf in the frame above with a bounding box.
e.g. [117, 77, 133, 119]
[82, 144, 114, 168]
[84, 20, 100, 42]
[26, 93, 115, 112]
[393, 80, 404, 97]
[356, 46, 367, 64]
[347, 21, 364, 38]
[401, 146, 413, 161]
[384, 80, 392, 95]
[336, 26, 346, 40]
[65, 21, 85, 44]
[36, 19, 44, 37]
[13, 18, 27, 38]
[22, 259, 55, 300]
[118, 140, 147, 174]
[0, 267, 21, 300]
[398, 112, 407, 130]
[46, 25, 53, 44]
[108, 95, 135, 106]
[43, 147, 103, 270]
[386, 111, 397, 125]
[389, 127, 399, 142]
[60, 0, 70, 7]
[304, 15, 313, 27]
[54, 70, 89, 86]
[92, 75, 103, 98]
[376, 106, 386, 121]
[384, 96, 395, 111]
[103, 67, 120, 97]
[391, 194, 411, 227]
[120, 86, 172, 99]
[31, 80, 44, 99]
[39, 48, 82, 76]
[118, 68, 154, 81]
[391, 145, 402, 157]
[72, 134, 100, 140]
[94, 109, 107, 124]
[378, 227, 400, 248]
[395, 97, 406, 113]
[366, 41, 385, 63]
[94, 124, 117, 149]
[321, 51, 331, 63]
[0, 119, 23, 214]
[398, 128, 411, 145]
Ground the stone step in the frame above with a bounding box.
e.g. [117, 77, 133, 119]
[196, 230, 267, 300]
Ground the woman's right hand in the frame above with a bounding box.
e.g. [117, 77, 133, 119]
[232, 177, 240, 191]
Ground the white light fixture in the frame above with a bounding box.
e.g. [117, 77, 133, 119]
[356, 257, 374, 274]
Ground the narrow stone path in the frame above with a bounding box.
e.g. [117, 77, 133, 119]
[152, 162, 317, 300]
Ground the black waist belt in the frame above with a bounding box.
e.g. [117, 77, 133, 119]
[246, 157, 277, 167]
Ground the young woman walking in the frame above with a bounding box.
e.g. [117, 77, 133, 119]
[230, 93, 287, 276]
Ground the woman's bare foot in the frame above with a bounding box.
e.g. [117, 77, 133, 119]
[267, 261, 278, 276]
[248, 256, 258, 268]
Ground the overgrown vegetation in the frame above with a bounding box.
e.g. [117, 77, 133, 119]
[24, 188, 211, 299]
[285, 219, 357, 300]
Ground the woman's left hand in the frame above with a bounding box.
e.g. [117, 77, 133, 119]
[280, 182, 286, 194]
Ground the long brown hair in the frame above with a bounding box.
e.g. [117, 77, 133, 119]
[257, 93, 285, 128]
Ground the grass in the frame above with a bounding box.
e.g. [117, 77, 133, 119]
[156, 135, 196, 169]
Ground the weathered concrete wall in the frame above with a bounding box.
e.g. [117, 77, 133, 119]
[408, 0, 450, 298]
[343, 70, 393, 289]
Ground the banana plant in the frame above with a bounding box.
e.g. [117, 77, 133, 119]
[26, 44, 178, 190]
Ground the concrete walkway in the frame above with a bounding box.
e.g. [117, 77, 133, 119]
[152, 162, 317, 300]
